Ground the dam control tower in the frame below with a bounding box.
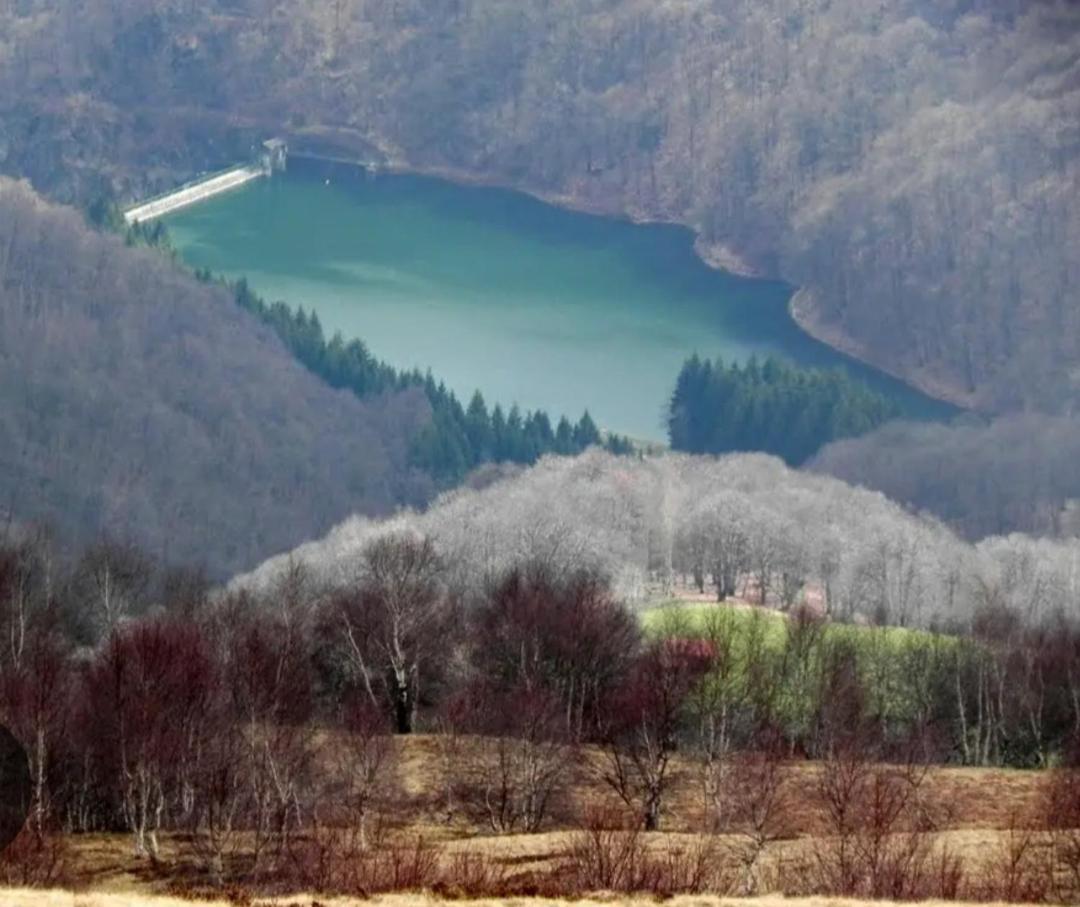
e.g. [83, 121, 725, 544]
[260, 138, 288, 175]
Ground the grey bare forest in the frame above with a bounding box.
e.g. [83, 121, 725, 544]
[0, 0, 1079, 904]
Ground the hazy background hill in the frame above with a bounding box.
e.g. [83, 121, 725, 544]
[1, 0, 1077, 413]
[0, 178, 433, 576]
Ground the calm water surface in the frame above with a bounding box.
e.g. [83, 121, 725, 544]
[166, 160, 949, 440]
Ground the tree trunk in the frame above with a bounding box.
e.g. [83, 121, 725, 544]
[643, 793, 660, 831]
[394, 688, 413, 734]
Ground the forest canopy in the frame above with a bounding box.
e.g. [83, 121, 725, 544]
[667, 355, 899, 465]
[240, 448, 1080, 633]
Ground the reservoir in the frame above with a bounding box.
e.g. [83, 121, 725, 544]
[165, 159, 950, 441]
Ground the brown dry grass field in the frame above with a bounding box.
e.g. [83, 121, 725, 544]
[11, 735, 1050, 902]
[0, 892, 1048, 907]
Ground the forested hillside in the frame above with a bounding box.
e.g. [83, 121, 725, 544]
[2, 0, 1077, 412]
[239, 448, 1080, 632]
[812, 414, 1080, 540]
[0, 178, 434, 577]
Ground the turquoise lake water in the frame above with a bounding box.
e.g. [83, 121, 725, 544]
[165, 160, 950, 440]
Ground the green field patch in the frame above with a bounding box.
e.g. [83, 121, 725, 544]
[640, 599, 967, 739]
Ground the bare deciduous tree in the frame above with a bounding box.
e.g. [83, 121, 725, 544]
[338, 532, 451, 734]
[601, 640, 712, 831]
[722, 729, 791, 895]
[73, 539, 152, 638]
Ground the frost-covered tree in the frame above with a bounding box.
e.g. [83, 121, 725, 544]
[238, 448, 1080, 632]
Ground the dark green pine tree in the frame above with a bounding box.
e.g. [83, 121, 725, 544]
[505, 405, 526, 461]
[667, 354, 713, 452]
[524, 411, 554, 462]
[573, 411, 601, 448]
[490, 404, 509, 461]
[465, 391, 494, 463]
[554, 416, 575, 454]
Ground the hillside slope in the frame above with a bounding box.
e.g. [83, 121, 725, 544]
[237, 448, 1080, 631]
[0, 179, 432, 576]
[811, 414, 1080, 540]
[1, 1, 1077, 411]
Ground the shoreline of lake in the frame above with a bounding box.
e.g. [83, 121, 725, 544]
[364, 154, 965, 415]
[165, 158, 954, 438]
[788, 288, 977, 413]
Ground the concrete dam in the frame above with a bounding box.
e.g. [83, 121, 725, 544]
[124, 139, 287, 225]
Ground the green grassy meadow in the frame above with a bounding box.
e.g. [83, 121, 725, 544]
[641, 599, 965, 738]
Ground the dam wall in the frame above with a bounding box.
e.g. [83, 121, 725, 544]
[124, 165, 264, 225]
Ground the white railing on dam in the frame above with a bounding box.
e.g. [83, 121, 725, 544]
[124, 165, 264, 225]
